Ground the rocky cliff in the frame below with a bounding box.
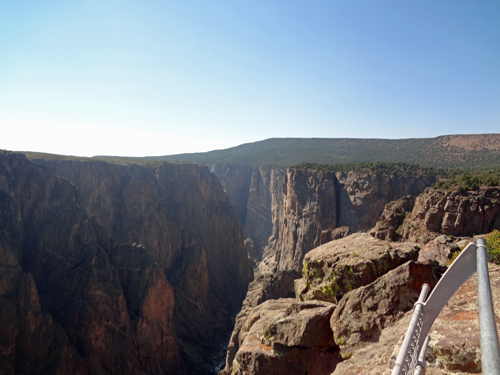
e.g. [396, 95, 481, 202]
[208, 164, 285, 265]
[402, 187, 500, 243]
[219, 180, 500, 375]
[271, 169, 436, 271]
[37, 158, 253, 374]
[1, 153, 252, 375]
[0, 153, 183, 374]
[369, 187, 500, 244]
[210, 165, 435, 272]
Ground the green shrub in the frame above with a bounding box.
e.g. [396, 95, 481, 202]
[485, 230, 500, 265]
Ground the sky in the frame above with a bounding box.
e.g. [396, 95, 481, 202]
[1, 1, 499, 157]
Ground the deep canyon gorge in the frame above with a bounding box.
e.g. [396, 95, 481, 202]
[2, 151, 500, 375]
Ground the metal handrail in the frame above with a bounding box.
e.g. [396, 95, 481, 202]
[476, 238, 500, 373]
[391, 238, 500, 375]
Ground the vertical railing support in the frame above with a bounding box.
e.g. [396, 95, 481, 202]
[391, 284, 429, 375]
[476, 237, 500, 374]
[413, 335, 430, 375]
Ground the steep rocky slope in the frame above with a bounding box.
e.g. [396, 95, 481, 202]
[402, 187, 500, 243]
[0, 153, 252, 375]
[271, 169, 435, 271]
[220, 234, 442, 375]
[37, 158, 253, 374]
[210, 164, 435, 271]
[0, 154, 184, 374]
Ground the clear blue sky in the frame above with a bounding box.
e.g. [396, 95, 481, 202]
[1, 0, 499, 157]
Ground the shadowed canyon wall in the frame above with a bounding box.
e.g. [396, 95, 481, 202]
[0, 154, 252, 375]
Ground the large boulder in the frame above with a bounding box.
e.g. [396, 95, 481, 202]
[297, 233, 421, 303]
[369, 195, 415, 241]
[330, 260, 438, 347]
[230, 299, 341, 375]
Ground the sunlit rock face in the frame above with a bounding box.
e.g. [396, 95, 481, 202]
[1, 154, 252, 375]
[270, 169, 435, 272]
[211, 165, 435, 272]
[402, 187, 500, 243]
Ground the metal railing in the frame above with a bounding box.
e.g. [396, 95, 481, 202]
[391, 238, 500, 375]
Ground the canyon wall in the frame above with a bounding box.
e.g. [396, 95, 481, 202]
[0, 154, 183, 374]
[220, 183, 500, 375]
[208, 164, 285, 264]
[39, 159, 253, 374]
[271, 169, 436, 271]
[1, 154, 252, 375]
[210, 164, 435, 271]
[402, 187, 500, 243]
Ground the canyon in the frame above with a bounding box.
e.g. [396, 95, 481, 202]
[2, 150, 500, 375]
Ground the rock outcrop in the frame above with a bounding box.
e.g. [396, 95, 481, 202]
[402, 187, 500, 243]
[36, 158, 253, 374]
[227, 299, 342, 375]
[330, 260, 437, 348]
[220, 233, 448, 375]
[331, 263, 500, 375]
[219, 268, 301, 375]
[297, 233, 421, 303]
[370, 195, 416, 241]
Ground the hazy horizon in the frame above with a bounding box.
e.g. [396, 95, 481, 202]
[2, 1, 499, 157]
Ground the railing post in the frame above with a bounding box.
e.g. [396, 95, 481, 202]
[476, 237, 500, 374]
[413, 335, 430, 375]
[391, 284, 429, 375]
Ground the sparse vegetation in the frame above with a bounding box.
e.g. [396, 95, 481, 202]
[291, 161, 452, 177]
[434, 171, 500, 192]
[446, 231, 500, 266]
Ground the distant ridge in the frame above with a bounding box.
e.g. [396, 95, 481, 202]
[142, 134, 500, 169]
[10, 134, 500, 170]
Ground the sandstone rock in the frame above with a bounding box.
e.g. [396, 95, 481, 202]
[298, 233, 421, 303]
[330, 261, 438, 347]
[370, 195, 415, 241]
[403, 187, 500, 243]
[230, 299, 341, 375]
